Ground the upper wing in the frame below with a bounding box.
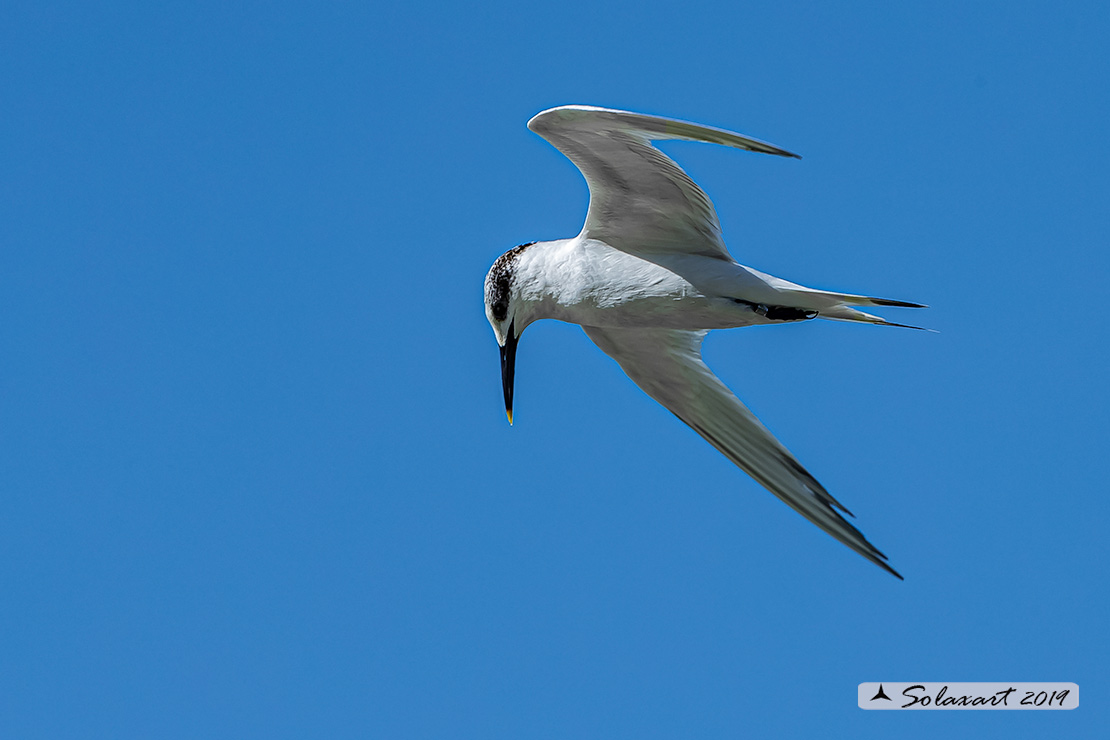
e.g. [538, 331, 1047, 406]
[582, 325, 902, 579]
[528, 105, 800, 260]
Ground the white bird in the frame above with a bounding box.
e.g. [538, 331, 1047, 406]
[484, 105, 924, 578]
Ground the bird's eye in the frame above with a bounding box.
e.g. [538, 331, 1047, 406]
[492, 301, 508, 321]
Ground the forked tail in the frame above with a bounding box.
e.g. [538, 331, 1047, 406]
[775, 287, 930, 330]
[815, 291, 930, 330]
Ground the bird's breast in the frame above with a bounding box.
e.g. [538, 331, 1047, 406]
[544, 243, 755, 330]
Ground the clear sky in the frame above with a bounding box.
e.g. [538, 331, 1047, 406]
[2, 0, 1107, 737]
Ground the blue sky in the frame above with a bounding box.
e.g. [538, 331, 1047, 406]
[2, 0, 1107, 737]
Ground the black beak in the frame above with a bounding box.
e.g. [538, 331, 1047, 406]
[500, 319, 517, 425]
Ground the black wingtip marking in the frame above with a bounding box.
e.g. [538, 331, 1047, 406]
[869, 297, 928, 308]
[866, 544, 903, 580]
[876, 321, 934, 332]
[684, 417, 902, 580]
[769, 149, 801, 160]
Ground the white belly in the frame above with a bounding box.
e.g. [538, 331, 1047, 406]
[532, 239, 766, 330]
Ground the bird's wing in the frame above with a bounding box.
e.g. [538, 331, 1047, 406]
[528, 105, 799, 260]
[581, 325, 902, 579]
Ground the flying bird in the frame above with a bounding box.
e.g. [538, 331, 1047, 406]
[483, 105, 923, 578]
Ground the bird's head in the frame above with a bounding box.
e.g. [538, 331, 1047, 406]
[484, 242, 537, 425]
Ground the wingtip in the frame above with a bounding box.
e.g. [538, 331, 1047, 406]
[868, 297, 928, 309]
[765, 147, 801, 160]
[873, 320, 936, 332]
[868, 546, 903, 580]
[849, 532, 903, 579]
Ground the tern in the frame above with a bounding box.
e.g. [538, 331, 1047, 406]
[484, 105, 923, 578]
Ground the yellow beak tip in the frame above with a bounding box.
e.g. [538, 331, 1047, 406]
[506, 410, 514, 425]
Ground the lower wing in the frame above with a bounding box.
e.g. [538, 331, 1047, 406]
[582, 325, 902, 579]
